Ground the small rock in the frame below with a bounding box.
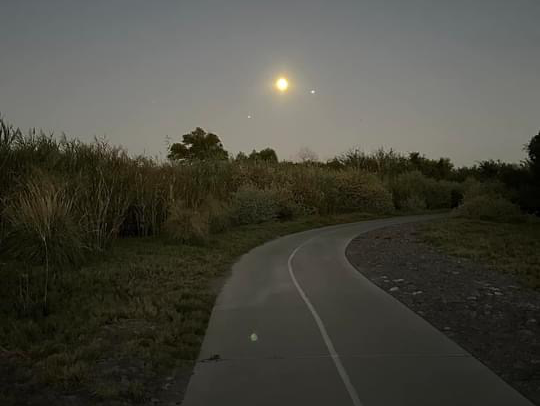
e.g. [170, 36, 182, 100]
[389, 287, 399, 292]
[467, 296, 477, 301]
[527, 319, 537, 324]
[452, 271, 460, 275]
[412, 291, 423, 296]
[393, 278, 404, 283]
[443, 326, 452, 331]
[493, 292, 503, 296]
[151, 398, 160, 404]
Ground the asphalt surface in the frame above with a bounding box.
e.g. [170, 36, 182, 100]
[181, 215, 534, 406]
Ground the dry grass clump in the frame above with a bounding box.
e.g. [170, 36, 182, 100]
[164, 201, 211, 244]
[164, 197, 233, 243]
[2, 172, 86, 312]
[2, 172, 85, 268]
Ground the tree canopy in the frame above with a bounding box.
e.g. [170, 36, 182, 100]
[248, 148, 278, 163]
[527, 130, 540, 176]
[168, 127, 228, 161]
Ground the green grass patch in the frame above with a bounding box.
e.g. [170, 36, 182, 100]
[0, 212, 378, 404]
[419, 218, 540, 288]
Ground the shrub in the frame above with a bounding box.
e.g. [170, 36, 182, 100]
[456, 195, 524, 222]
[402, 194, 428, 212]
[462, 178, 514, 201]
[334, 171, 394, 213]
[287, 166, 335, 215]
[389, 171, 454, 210]
[229, 185, 280, 225]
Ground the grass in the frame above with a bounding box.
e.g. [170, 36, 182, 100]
[419, 218, 540, 288]
[0, 211, 378, 404]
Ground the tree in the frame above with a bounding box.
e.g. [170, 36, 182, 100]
[247, 148, 278, 163]
[522, 130, 540, 214]
[526, 130, 540, 177]
[297, 147, 319, 163]
[235, 151, 248, 161]
[168, 127, 228, 161]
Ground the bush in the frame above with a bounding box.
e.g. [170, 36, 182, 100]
[389, 171, 455, 210]
[287, 166, 335, 215]
[456, 195, 524, 222]
[229, 185, 280, 225]
[462, 178, 514, 201]
[334, 171, 394, 213]
[402, 194, 428, 212]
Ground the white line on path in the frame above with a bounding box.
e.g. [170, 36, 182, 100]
[287, 234, 364, 406]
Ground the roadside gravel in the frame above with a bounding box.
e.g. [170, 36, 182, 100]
[346, 222, 540, 405]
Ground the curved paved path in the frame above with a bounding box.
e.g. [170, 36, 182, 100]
[182, 215, 533, 406]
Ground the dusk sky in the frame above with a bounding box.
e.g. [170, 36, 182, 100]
[1, 0, 539, 165]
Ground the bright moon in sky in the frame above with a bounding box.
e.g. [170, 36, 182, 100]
[275, 77, 289, 92]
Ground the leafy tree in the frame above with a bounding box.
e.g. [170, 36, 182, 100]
[297, 147, 319, 163]
[521, 130, 540, 214]
[526, 130, 540, 177]
[168, 127, 228, 161]
[248, 148, 278, 163]
[408, 152, 454, 180]
[235, 151, 248, 161]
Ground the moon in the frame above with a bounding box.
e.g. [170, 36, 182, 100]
[275, 77, 289, 92]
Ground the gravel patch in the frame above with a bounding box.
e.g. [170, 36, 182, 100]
[346, 222, 540, 405]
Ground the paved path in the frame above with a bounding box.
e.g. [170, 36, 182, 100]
[182, 215, 533, 406]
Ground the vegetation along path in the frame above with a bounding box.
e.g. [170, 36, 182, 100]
[181, 214, 533, 406]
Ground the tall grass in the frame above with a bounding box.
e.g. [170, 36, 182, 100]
[0, 116, 472, 311]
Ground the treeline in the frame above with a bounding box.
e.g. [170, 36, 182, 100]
[0, 117, 538, 312]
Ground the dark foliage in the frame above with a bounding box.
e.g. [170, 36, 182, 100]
[168, 127, 229, 161]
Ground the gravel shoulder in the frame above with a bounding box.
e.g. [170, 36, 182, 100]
[346, 222, 540, 405]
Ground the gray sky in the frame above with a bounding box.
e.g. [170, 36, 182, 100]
[1, 0, 539, 166]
